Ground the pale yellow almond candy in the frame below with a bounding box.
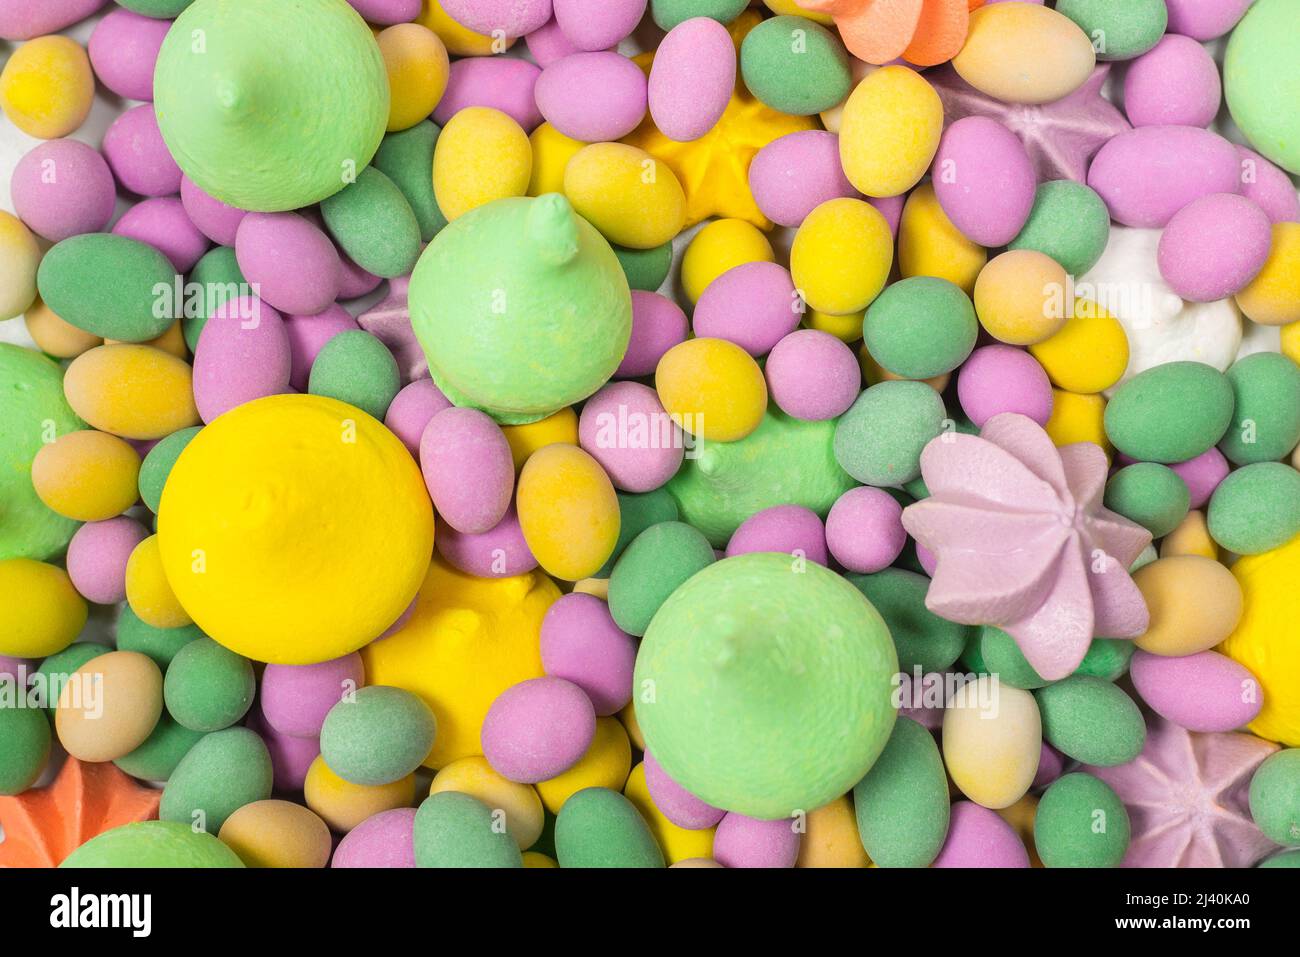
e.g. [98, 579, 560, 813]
[56, 650, 162, 763]
[218, 799, 332, 868]
[1134, 555, 1243, 656]
[430, 756, 544, 850]
[1160, 510, 1217, 560]
[796, 794, 870, 868]
[942, 676, 1041, 810]
[25, 297, 101, 358]
[953, 3, 1097, 105]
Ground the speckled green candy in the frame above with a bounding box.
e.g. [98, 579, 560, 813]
[413, 791, 523, 867]
[853, 716, 949, 868]
[554, 787, 665, 868]
[1074, 638, 1136, 682]
[0, 344, 83, 562]
[1207, 462, 1300, 555]
[117, 0, 194, 16]
[635, 553, 898, 819]
[1008, 181, 1111, 277]
[154, 0, 389, 211]
[1103, 463, 1190, 539]
[668, 406, 855, 547]
[0, 703, 50, 795]
[34, 642, 109, 717]
[1034, 772, 1130, 868]
[159, 726, 272, 833]
[835, 380, 947, 487]
[1219, 353, 1300, 465]
[863, 277, 977, 380]
[613, 242, 673, 293]
[139, 427, 202, 513]
[596, 488, 679, 578]
[184, 247, 246, 350]
[1260, 849, 1300, 868]
[1104, 361, 1234, 464]
[114, 717, 205, 782]
[963, 625, 1052, 690]
[163, 637, 255, 733]
[1035, 675, 1145, 767]
[1225, 0, 1300, 175]
[115, 606, 203, 669]
[651, 0, 749, 30]
[321, 167, 421, 279]
[1248, 748, 1300, 846]
[608, 521, 715, 637]
[36, 234, 177, 342]
[740, 16, 852, 116]
[846, 568, 970, 674]
[1055, 0, 1167, 61]
[320, 685, 436, 786]
[308, 329, 401, 421]
[60, 820, 243, 868]
[372, 121, 446, 243]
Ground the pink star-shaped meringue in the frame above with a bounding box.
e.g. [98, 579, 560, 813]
[926, 64, 1131, 183]
[356, 275, 426, 384]
[901, 413, 1151, 680]
[1087, 716, 1281, 868]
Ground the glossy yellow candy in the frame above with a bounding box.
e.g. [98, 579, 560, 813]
[0, 558, 86, 658]
[125, 535, 192, 629]
[157, 394, 434, 664]
[791, 198, 893, 316]
[24, 298, 101, 358]
[1235, 223, 1300, 326]
[681, 219, 775, 304]
[1030, 299, 1130, 394]
[517, 444, 620, 580]
[63, 345, 199, 441]
[433, 106, 531, 221]
[898, 183, 987, 295]
[839, 66, 942, 198]
[500, 406, 579, 471]
[564, 142, 686, 250]
[0, 35, 94, 139]
[1160, 510, 1217, 561]
[624, 762, 715, 865]
[528, 123, 586, 198]
[304, 755, 416, 833]
[805, 306, 864, 344]
[0, 211, 40, 321]
[31, 430, 141, 522]
[415, 0, 513, 57]
[1044, 389, 1109, 455]
[1134, 555, 1243, 657]
[378, 23, 449, 132]
[362, 555, 559, 767]
[655, 337, 768, 443]
[218, 800, 332, 868]
[796, 794, 871, 868]
[953, 3, 1096, 105]
[535, 716, 632, 814]
[942, 677, 1042, 810]
[429, 755, 544, 849]
[975, 250, 1069, 345]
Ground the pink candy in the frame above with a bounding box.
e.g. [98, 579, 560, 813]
[526, 17, 582, 67]
[345, 0, 421, 25]
[825, 486, 907, 574]
[649, 16, 735, 143]
[102, 104, 182, 198]
[332, 808, 417, 868]
[725, 504, 828, 565]
[1123, 34, 1221, 130]
[0, 0, 106, 41]
[1168, 446, 1231, 510]
[1157, 193, 1272, 302]
[749, 130, 858, 229]
[931, 801, 1030, 868]
[10, 139, 116, 243]
[933, 116, 1036, 247]
[439, 0, 552, 37]
[535, 51, 648, 142]
[616, 291, 688, 378]
[66, 516, 149, 605]
[284, 304, 360, 392]
[957, 345, 1053, 428]
[578, 381, 683, 493]
[1236, 147, 1300, 225]
[261, 653, 366, 739]
[1164, 0, 1254, 41]
[113, 197, 211, 273]
[419, 407, 514, 534]
[433, 58, 543, 132]
[384, 378, 452, 456]
[193, 296, 292, 423]
[765, 329, 861, 421]
[712, 812, 800, 868]
[235, 212, 342, 317]
[1130, 650, 1263, 733]
[87, 8, 170, 101]
[554, 0, 646, 51]
[481, 676, 596, 784]
[643, 750, 724, 830]
[435, 505, 539, 578]
[539, 593, 637, 716]
[693, 261, 799, 357]
[181, 175, 248, 247]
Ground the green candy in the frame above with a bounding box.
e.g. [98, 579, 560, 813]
[1034, 772, 1130, 868]
[651, 0, 749, 30]
[965, 625, 1051, 690]
[115, 606, 203, 669]
[308, 329, 401, 421]
[1104, 361, 1234, 463]
[1207, 462, 1300, 555]
[0, 344, 83, 561]
[902, 475, 929, 501]
[635, 553, 898, 819]
[114, 716, 206, 782]
[834, 380, 947, 487]
[320, 685, 436, 786]
[139, 426, 202, 513]
[1103, 463, 1190, 539]
[846, 569, 970, 675]
[1218, 353, 1300, 465]
[1008, 180, 1111, 277]
[413, 791, 523, 868]
[184, 247, 246, 350]
[159, 726, 273, 833]
[1055, 0, 1166, 61]
[863, 277, 977, 380]
[117, 0, 194, 16]
[0, 703, 51, 795]
[554, 787, 665, 869]
[613, 242, 673, 293]
[372, 121, 446, 243]
[739, 16, 851, 116]
[1225, 0, 1300, 175]
[36, 234, 177, 342]
[853, 717, 950, 868]
[163, 637, 255, 733]
[1035, 675, 1145, 767]
[668, 407, 855, 547]
[1130, 543, 1158, 573]
[1073, 638, 1135, 682]
[321, 166, 421, 279]
[61, 820, 244, 868]
[595, 488, 679, 578]
[1247, 748, 1300, 846]
[34, 642, 109, 716]
[607, 521, 715, 637]
[1260, 850, 1300, 868]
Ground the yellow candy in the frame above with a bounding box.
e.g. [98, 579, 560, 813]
[429, 755, 544, 849]
[304, 755, 416, 832]
[157, 394, 434, 664]
[791, 197, 893, 316]
[953, 3, 1096, 105]
[30, 430, 141, 522]
[0, 35, 94, 139]
[898, 183, 987, 295]
[804, 306, 864, 343]
[762, 0, 835, 25]
[125, 534, 192, 629]
[517, 444, 620, 580]
[433, 106, 532, 221]
[1281, 320, 1300, 366]
[0, 211, 40, 321]
[500, 405, 579, 471]
[572, 577, 609, 600]
[415, 0, 513, 57]
[535, 716, 632, 814]
[1044, 389, 1109, 455]
[619, 701, 644, 751]
[56, 651, 161, 763]
[859, 342, 948, 393]
[974, 250, 1069, 345]
[522, 851, 558, 867]
[217, 800, 332, 868]
[1160, 510, 1217, 561]
[106, 320, 188, 360]
[680, 219, 775, 304]
[819, 57, 875, 134]
[942, 676, 1042, 810]
[24, 297, 102, 359]
[528, 123, 586, 198]
[838, 66, 942, 198]
[1134, 555, 1243, 657]
[564, 142, 686, 250]
[796, 794, 871, 868]
[378, 23, 449, 132]
[63, 345, 199, 441]
[362, 555, 559, 768]
[0, 558, 86, 658]
[1235, 222, 1300, 327]
[995, 794, 1043, 868]
[655, 337, 768, 443]
[1029, 299, 1130, 394]
[624, 762, 715, 865]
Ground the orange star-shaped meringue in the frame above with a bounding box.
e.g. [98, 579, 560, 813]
[0, 758, 161, 867]
[800, 0, 977, 67]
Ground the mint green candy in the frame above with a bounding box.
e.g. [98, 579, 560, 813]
[61, 820, 243, 868]
[1035, 675, 1145, 767]
[117, 0, 194, 16]
[184, 247, 246, 350]
[372, 121, 446, 243]
[853, 717, 950, 868]
[1248, 748, 1300, 846]
[608, 521, 715, 637]
[846, 569, 970, 674]
[596, 488, 679, 578]
[1219, 353, 1300, 465]
[139, 426, 202, 513]
[1104, 361, 1234, 463]
[966, 625, 1052, 690]
[740, 16, 851, 116]
[1260, 850, 1300, 868]
[159, 726, 272, 833]
[1207, 462, 1300, 555]
[34, 642, 109, 717]
[1035, 772, 1130, 868]
[613, 242, 673, 292]
[1225, 0, 1300, 175]
[835, 380, 947, 487]
[114, 716, 206, 783]
[413, 791, 523, 867]
[1055, 0, 1166, 60]
[320, 685, 436, 786]
[0, 703, 50, 795]
[1103, 462, 1190, 539]
[308, 329, 401, 421]
[863, 277, 977, 380]
[555, 787, 665, 868]
[1008, 180, 1111, 277]
[163, 637, 255, 733]
[1073, 638, 1135, 682]
[321, 166, 421, 279]
[115, 605, 202, 669]
[651, 0, 748, 30]
[36, 234, 177, 341]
